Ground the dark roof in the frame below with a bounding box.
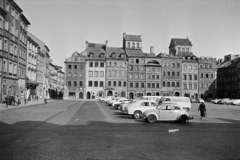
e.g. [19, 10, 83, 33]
[181, 52, 196, 57]
[10, 0, 23, 13]
[27, 32, 48, 56]
[106, 47, 126, 58]
[169, 38, 192, 48]
[125, 49, 145, 57]
[87, 43, 107, 58]
[20, 13, 30, 25]
[124, 34, 141, 42]
[218, 57, 240, 68]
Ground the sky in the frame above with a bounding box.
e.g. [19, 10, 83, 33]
[16, 0, 240, 69]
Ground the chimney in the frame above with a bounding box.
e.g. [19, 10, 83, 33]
[105, 40, 108, 51]
[150, 46, 154, 54]
[85, 41, 88, 50]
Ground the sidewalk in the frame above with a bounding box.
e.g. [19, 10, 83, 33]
[0, 99, 54, 111]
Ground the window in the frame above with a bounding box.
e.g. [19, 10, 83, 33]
[167, 71, 170, 76]
[68, 72, 71, 77]
[108, 81, 111, 86]
[129, 74, 133, 79]
[184, 65, 187, 69]
[74, 65, 77, 69]
[114, 71, 117, 77]
[74, 81, 77, 86]
[135, 83, 139, 88]
[68, 81, 71, 86]
[89, 71, 93, 77]
[183, 84, 187, 89]
[201, 73, 203, 78]
[118, 81, 122, 87]
[176, 82, 180, 87]
[194, 84, 197, 89]
[132, 43, 135, 48]
[152, 83, 155, 88]
[94, 81, 98, 87]
[136, 59, 139, 64]
[129, 65, 133, 70]
[194, 75, 197, 80]
[124, 81, 127, 87]
[163, 81, 165, 87]
[211, 74, 214, 78]
[79, 73, 83, 77]
[189, 84, 192, 89]
[89, 62, 93, 67]
[79, 81, 83, 87]
[152, 75, 155, 79]
[141, 83, 144, 88]
[130, 82, 133, 88]
[113, 81, 116, 86]
[186, 48, 189, 52]
[148, 74, 151, 79]
[68, 65, 72, 69]
[177, 63, 180, 67]
[172, 82, 175, 87]
[167, 82, 170, 87]
[94, 62, 98, 67]
[127, 42, 130, 48]
[73, 73, 77, 77]
[137, 43, 140, 48]
[156, 83, 159, 88]
[188, 65, 192, 70]
[100, 62, 104, 67]
[206, 73, 209, 78]
[156, 75, 159, 79]
[184, 74, 187, 80]
[4, 39, 8, 51]
[100, 81, 104, 87]
[189, 75, 192, 80]
[100, 71, 104, 77]
[172, 72, 175, 76]
[148, 83, 151, 88]
[177, 72, 180, 76]
[94, 71, 98, 77]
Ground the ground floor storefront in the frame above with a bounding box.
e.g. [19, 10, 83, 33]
[1, 76, 19, 102]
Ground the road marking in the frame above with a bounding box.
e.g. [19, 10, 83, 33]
[95, 101, 114, 122]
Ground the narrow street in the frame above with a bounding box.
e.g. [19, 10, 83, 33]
[1, 100, 240, 160]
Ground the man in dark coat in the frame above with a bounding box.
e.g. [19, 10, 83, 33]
[198, 100, 206, 119]
[5, 95, 9, 108]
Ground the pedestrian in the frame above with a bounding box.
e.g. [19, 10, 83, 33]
[24, 97, 27, 104]
[44, 97, 47, 104]
[15, 95, 19, 106]
[198, 100, 206, 119]
[5, 95, 9, 108]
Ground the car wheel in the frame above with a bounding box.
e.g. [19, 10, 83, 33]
[179, 116, 187, 124]
[147, 114, 157, 123]
[133, 111, 142, 119]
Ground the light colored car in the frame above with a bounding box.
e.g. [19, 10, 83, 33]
[101, 96, 113, 103]
[114, 99, 131, 109]
[159, 96, 191, 111]
[125, 100, 158, 119]
[217, 98, 230, 104]
[141, 103, 193, 124]
[211, 99, 221, 104]
[232, 99, 240, 105]
[112, 98, 128, 107]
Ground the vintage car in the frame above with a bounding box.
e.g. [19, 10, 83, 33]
[141, 103, 193, 124]
[100, 96, 113, 103]
[217, 98, 230, 104]
[114, 99, 132, 109]
[125, 100, 158, 119]
[111, 98, 128, 107]
[232, 99, 240, 105]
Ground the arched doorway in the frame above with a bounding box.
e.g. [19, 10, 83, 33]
[175, 92, 180, 96]
[147, 92, 151, 96]
[107, 90, 113, 96]
[79, 92, 83, 99]
[156, 92, 160, 96]
[121, 91, 125, 97]
[129, 92, 134, 99]
[87, 92, 91, 99]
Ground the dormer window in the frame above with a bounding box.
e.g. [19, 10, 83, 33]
[136, 59, 139, 64]
[99, 53, 105, 58]
[120, 53, 125, 58]
[132, 43, 135, 49]
[188, 57, 191, 60]
[182, 48, 185, 52]
[127, 42, 130, 48]
[186, 48, 189, 52]
[111, 53, 116, 58]
[137, 43, 140, 48]
[89, 53, 94, 58]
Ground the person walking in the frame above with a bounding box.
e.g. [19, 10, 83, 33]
[44, 97, 47, 104]
[198, 100, 206, 119]
[5, 95, 9, 108]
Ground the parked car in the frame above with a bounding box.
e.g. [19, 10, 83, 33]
[225, 99, 235, 105]
[101, 96, 113, 103]
[125, 100, 158, 119]
[141, 103, 194, 124]
[196, 98, 204, 103]
[232, 99, 240, 105]
[217, 98, 230, 104]
[158, 96, 191, 111]
[114, 99, 132, 109]
[112, 98, 128, 107]
[211, 99, 221, 104]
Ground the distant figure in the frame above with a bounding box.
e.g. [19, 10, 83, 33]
[15, 95, 18, 106]
[198, 100, 206, 119]
[5, 95, 9, 108]
[24, 97, 27, 104]
[44, 97, 47, 104]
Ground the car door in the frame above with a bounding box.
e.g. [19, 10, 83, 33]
[159, 104, 173, 120]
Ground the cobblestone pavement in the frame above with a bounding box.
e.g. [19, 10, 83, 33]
[0, 100, 240, 160]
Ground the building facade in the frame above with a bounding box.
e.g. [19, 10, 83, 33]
[198, 56, 218, 100]
[105, 45, 128, 98]
[85, 42, 106, 99]
[217, 55, 240, 99]
[26, 32, 38, 100]
[64, 51, 86, 99]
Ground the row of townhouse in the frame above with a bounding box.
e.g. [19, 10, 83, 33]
[64, 33, 219, 100]
[0, 0, 64, 102]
